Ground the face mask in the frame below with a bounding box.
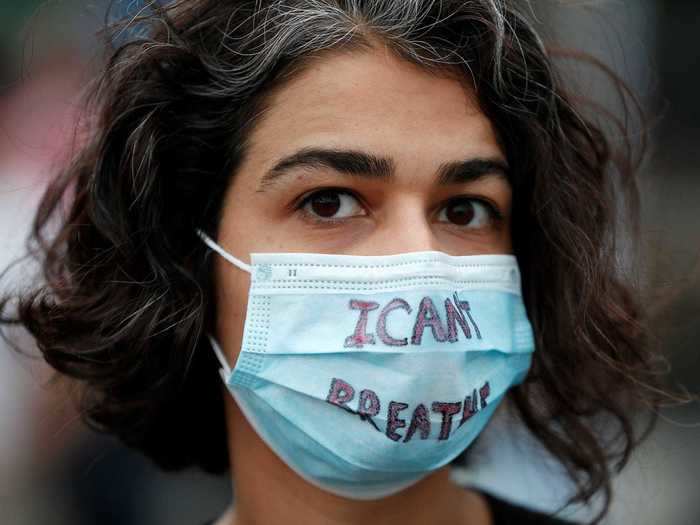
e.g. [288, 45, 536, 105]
[197, 229, 535, 500]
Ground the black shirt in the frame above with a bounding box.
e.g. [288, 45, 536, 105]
[200, 490, 578, 524]
[480, 490, 577, 524]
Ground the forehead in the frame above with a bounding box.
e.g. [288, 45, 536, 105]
[244, 48, 505, 178]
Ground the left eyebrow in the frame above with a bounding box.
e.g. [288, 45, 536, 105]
[256, 147, 509, 192]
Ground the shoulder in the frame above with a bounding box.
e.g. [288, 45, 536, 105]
[480, 490, 581, 525]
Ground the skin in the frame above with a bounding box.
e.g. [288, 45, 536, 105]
[212, 44, 512, 525]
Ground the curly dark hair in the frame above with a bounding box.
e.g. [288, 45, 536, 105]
[0, 1, 689, 523]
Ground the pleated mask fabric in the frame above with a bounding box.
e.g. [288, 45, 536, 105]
[197, 229, 535, 500]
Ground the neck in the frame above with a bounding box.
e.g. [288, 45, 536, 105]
[224, 401, 492, 525]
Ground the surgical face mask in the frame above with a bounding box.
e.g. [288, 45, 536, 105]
[196, 229, 535, 500]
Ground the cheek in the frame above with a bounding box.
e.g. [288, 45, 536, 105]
[214, 257, 251, 368]
[495, 222, 513, 254]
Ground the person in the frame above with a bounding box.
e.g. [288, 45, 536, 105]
[0, 1, 685, 524]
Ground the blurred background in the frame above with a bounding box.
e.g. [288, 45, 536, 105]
[0, 1, 698, 524]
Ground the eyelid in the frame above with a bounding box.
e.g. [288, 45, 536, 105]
[294, 186, 363, 209]
[293, 187, 367, 224]
[436, 196, 504, 220]
[292, 188, 504, 228]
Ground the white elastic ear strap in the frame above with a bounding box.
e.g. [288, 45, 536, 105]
[206, 333, 232, 382]
[195, 228, 252, 274]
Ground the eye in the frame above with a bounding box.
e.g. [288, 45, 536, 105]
[297, 188, 366, 222]
[437, 197, 500, 228]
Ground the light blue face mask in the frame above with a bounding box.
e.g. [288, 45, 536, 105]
[196, 229, 535, 500]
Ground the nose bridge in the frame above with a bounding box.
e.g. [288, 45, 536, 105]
[371, 197, 436, 255]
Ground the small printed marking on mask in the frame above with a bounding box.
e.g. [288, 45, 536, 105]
[255, 264, 272, 281]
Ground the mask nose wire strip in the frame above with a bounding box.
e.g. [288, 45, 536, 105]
[196, 228, 253, 274]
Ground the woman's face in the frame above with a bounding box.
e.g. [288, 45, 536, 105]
[214, 48, 511, 369]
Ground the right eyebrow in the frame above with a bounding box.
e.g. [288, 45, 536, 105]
[256, 146, 509, 192]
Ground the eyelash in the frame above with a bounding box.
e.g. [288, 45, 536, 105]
[293, 187, 504, 226]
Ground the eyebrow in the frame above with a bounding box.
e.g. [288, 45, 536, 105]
[256, 147, 509, 191]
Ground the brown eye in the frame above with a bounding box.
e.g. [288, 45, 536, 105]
[309, 190, 340, 217]
[438, 198, 494, 228]
[299, 189, 366, 221]
[445, 200, 474, 225]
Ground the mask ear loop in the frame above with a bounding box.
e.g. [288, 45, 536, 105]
[196, 228, 252, 274]
[195, 229, 248, 381]
[206, 333, 232, 382]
